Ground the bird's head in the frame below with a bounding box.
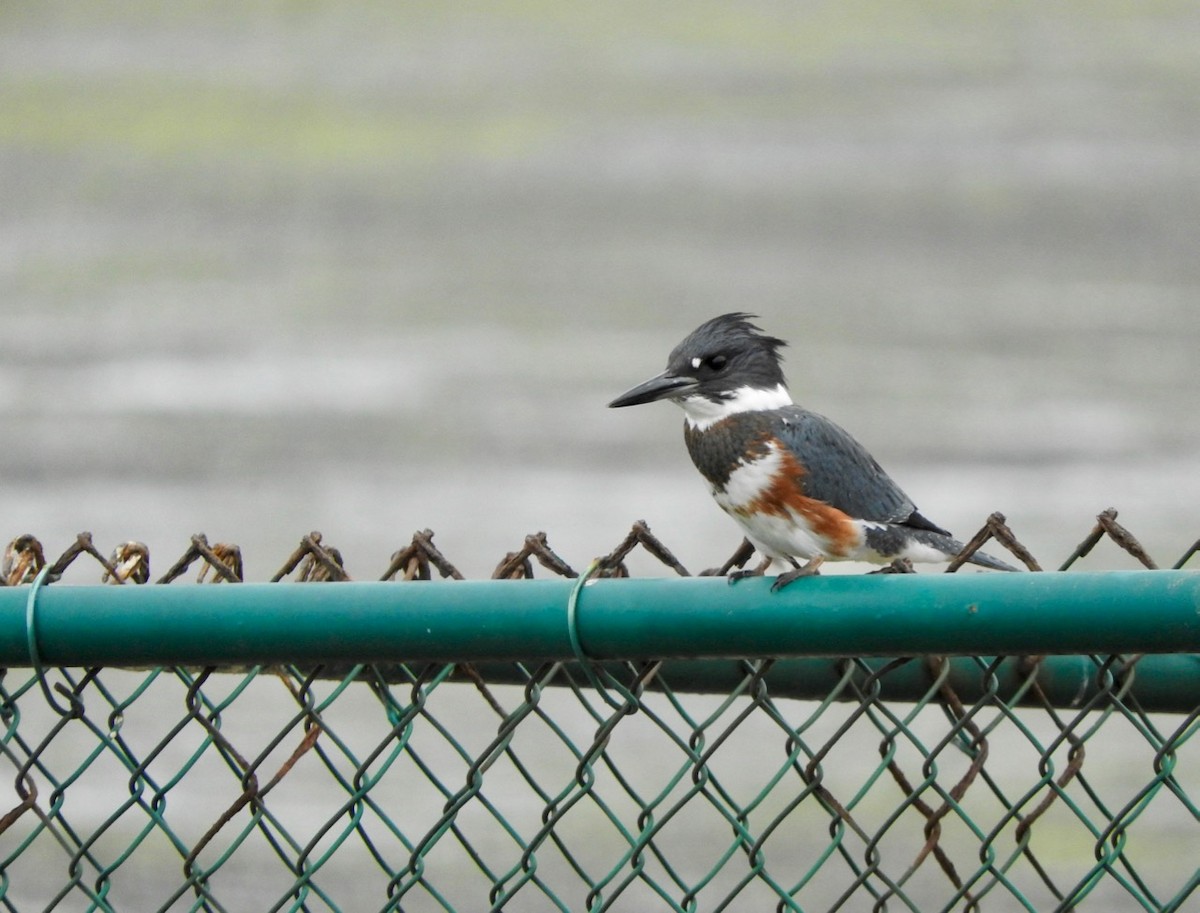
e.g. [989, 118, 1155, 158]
[608, 313, 792, 428]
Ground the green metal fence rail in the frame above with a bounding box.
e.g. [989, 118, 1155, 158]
[4, 571, 1200, 668]
[1, 512, 1199, 912]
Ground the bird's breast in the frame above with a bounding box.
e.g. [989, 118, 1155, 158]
[683, 414, 776, 488]
[686, 422, 863, 559]
[711, 446, 786, 513]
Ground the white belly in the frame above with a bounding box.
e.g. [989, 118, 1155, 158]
[725, 507, 830, 561]
[710, 447, 837, 560]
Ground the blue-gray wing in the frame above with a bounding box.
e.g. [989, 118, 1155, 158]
[774, 407, 950, 535]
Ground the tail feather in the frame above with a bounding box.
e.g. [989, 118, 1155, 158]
[961, 548, 1019, 572]
[866, 524, 1019, 572]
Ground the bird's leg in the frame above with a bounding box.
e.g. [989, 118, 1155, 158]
[727, 555, 773, 584]
[770, 556, 825, 591]
[869, 558, 915, 575]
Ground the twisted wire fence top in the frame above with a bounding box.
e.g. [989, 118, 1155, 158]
[0, 509, 1198, 913]
[2, 507, 1194, 589]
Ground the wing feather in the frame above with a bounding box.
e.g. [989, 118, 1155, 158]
[773, 407, 950, 535]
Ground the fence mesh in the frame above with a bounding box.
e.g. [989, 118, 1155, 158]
[1, 510, 1198, 912]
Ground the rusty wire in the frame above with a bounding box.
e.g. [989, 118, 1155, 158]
[6, 507, 1189, 589]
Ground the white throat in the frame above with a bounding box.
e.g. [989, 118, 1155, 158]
[678, 383, 792, 431]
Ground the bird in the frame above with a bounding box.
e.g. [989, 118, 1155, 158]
[608, 313, 1016, 589]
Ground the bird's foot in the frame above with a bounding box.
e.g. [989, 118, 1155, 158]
[869, 558, 915, 575]
[771, 556, 825, 591]
[727, 556, 773, 585]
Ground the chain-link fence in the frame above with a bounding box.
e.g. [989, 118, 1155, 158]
[1, 510, 1199, 912]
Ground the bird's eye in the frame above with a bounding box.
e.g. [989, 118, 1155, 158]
[704, 354, 728, 371]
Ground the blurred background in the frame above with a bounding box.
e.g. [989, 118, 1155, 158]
[2, 1, 1198, 578]
[3, 5, 1200, 910]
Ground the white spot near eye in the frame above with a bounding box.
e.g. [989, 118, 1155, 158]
[691, 357, 701, 369]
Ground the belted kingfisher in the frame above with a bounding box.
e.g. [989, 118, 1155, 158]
[609, 313, 1016, 588]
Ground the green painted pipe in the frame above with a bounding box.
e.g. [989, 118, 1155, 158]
[0, 571, 1197, 667]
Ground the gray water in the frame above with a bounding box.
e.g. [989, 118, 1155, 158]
[1, 3, 1199, 910]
